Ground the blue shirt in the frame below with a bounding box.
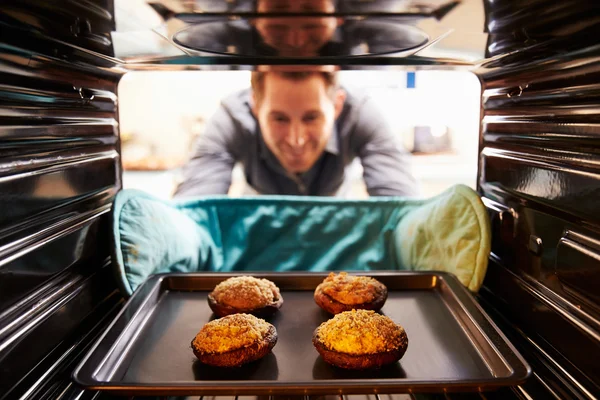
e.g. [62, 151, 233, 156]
[174, 87, 418, 197]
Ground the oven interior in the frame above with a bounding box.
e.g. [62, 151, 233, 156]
[0, 0, 599, 399]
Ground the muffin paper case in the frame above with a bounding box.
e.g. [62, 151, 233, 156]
[111, 184, 490, 296]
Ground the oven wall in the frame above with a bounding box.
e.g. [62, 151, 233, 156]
[0, 1, 123, 399]
[476, 1, 600, 398]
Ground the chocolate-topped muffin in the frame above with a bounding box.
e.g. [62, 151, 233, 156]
[314, 272, 387, 314]
[208, 276, 283, 317]
[313, 309, 408, 370]
[191, 313, 277, 367]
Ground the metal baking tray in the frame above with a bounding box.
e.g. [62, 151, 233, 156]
[73, 272, 531, 396]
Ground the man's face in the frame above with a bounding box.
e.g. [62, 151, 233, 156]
[254, 0, 339, 56]
[253, 73, 345, 174]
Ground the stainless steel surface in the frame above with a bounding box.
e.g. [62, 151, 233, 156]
[74, 272, 530, 396]
[0, 3, 124, 398]
[479, 273, 600, 400]
[172, 19, 430, 58]
[126, 391, 524, 400]
[169, 396, 417, 400]
[0, 48, 121, 307]
[476, 2, 600, 396]
[3, 0, 487, 67]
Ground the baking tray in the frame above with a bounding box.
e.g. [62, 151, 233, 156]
[73, 272, 531, 396]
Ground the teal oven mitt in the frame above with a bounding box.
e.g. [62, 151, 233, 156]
[112, 184, 490, 296]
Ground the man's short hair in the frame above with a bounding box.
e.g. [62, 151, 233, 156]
[251, 71, 339, 104]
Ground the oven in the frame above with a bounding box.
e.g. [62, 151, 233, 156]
[0, 0, 599, 399]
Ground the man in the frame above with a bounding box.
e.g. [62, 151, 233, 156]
[174, 0, 341, 58]
[251, 0, 340, 57]
[174, 0, 426, 58]
[174, 69, 418, 197]
[250, 0, 425, 57]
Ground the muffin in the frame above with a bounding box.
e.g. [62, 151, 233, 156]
[313, 309, 408, 370]
[208, 276, 283, 317]
[191, 313, 277, 367]
[314, 272, 388, 314]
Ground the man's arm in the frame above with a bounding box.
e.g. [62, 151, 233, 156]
[352, 96, 419, 197]
[173, 105, 240, 197]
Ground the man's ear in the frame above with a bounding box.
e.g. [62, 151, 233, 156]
[334, 89, 346, 119]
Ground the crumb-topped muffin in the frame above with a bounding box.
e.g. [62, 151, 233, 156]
[191, 313, 277, 367]
[313, 309, 408, 369]
[314, 272, 388, 314]
[208, 276, 283, 317]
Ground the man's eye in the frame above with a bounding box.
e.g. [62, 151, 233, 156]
[303, 114, 319, 123]
[273, 116, 289, 123]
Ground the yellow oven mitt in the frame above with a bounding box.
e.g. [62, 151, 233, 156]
[393, 185, 491, 292]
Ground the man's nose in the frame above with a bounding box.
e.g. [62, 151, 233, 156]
[286, 122, 307, 147]
[287, 29, 309, 48]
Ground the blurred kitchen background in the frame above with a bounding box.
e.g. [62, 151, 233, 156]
[118, 69, 482, 199]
